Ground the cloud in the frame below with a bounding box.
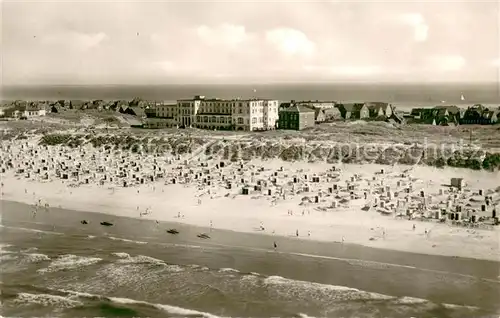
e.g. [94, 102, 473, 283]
[427, 55, 466, 72]
[196, 24, 249, 48]
[41, 31, 108, 50]
[398, 13, 429, 42]
[265, 28, 316, 57]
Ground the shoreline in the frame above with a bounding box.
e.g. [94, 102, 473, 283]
[1, 160, 499, 263]
[3, 199, 500, 317]
[2, 199, 500, 283]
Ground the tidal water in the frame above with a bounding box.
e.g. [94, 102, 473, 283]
[1, 200, 499, 318]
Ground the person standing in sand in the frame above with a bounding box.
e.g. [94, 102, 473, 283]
[296, 229, 299, 237]
[273, 241, 277, 251]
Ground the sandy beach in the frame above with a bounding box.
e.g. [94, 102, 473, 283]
[1, 136, 499, 262]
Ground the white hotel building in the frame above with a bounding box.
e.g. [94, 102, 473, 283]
[174, 95, 279, 131]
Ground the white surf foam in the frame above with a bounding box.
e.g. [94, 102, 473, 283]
[37, 254, 102, 274]
[21, 247, 38, 253]
[21, 253, 51, 263]
[116, 254, 165, 266]
[219, 268, 240, 273]
[0, 244, 13, 254]
[298, 314, 317, 318]
[111, 252, 130, 258]
[108, 236, 147, 245]
[394, 296, 428, 304]
[0, 225, 63, 235]
[263, 275, 394, 301]
[14, 292, 83, 308]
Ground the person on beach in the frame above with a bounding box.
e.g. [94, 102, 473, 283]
[342, 236, 345, 244]
[210, 220, 213, 231]
[296, 229, 299, 237]
[308, 231, 311, 237]
[413, 224, 416, 231]
[273, 241, 277, 251]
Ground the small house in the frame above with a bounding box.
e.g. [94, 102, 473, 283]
[336, 103, 369, 120]
[365, 102, 393, 119]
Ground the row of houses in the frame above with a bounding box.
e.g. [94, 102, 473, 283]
[278, 100, 403, 130]
[408, 105, 499, 126]
[0, 99, 150, 120]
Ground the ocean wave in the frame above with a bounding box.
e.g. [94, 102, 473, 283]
[37, 254, 102, 274]
[0, 225, 63, 235]
[393, 296, 428, 304]
[218, 268, 240, 273]
[298, 314, 317, 318]
[0, 244, 13, 254]
[22, 253, 51, 263]
[87, 235, 95, 239]
[111, 252, 130, 258]
[263, 275, 394, 301]
[187, 264, 210, 271]
[20, 247, 38, 253]
[13, 292, 83, 308]
[115, 254, 165, 265]
[51, 288, 222, 318]
[0, 254, 18, 262]
[260, 275, 483, 312]
[107, 236, 147, 245]
[113, 253, 185, 272]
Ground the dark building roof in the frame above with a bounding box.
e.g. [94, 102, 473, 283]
[280, 105, 314, 113]
[365, 102, 389, 109]
[340, 103, 366, 112]
[434, 105, 460, 114]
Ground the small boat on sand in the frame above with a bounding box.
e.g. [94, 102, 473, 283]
[167, 229, 179, 235]
[197, 233, 210, 239]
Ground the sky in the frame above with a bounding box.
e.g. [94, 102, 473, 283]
[2, 0, 500, 85]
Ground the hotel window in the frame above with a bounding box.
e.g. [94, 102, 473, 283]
[252, 118, 257, 124]
[238, 117, 244, 124]
[211, 116, 216, 123]
[204, 116, 208, 122]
